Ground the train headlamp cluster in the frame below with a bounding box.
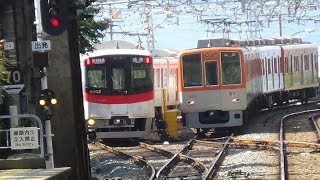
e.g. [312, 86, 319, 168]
[39, 89, 58, 107]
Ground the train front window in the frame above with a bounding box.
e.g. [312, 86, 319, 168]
[86, 66, 106, 88]
[112, 68, 125, 90]
[221, 52, 241, 85]
[205, 61, 218, 86]
[182, 53, 202, 87]
[85, 55, 153, 94]
[131, 60, 152, 92]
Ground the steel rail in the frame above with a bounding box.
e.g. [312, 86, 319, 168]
[231, 137, 320, 149]
[279, 109, 320, 180]
[155, 136, 208, 179]
[311, 114, 320, 142]
[139, 142, 173, 158]
[204, 133, 233, 180]
[94, 142, 156, 180]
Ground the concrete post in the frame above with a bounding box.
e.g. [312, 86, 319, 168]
[2, 4, 21, 116]
[9, 105, 18, 127]
[34, 0, 54, 169]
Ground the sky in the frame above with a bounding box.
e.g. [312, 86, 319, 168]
[96, 1, 320, 50]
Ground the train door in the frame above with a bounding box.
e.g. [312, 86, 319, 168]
[300, 54, 304, 85]
[273, 56, 280, 89]
[278, 56, 281, 88]
[265, 57, 268, 90]
[290, 55, 294, 86]
[311, 54, 314, 83]
[271, 56, 275, 90]
[154, 68, 161, 106]
[267, 57, 272, 91]
[175, 68, 179, 102]
[315, 53, 319, 83]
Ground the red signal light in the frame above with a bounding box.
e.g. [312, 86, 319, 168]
[50, 18, 60, 27]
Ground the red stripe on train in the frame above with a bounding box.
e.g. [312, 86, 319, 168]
[83, 91, 154, 104]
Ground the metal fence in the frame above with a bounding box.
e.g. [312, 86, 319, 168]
[0, 114, 44, 158]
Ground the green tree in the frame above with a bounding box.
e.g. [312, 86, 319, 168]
[0, 40, 8, 85]
[0, 39, 9, 158]
[78, 6, 109, 54]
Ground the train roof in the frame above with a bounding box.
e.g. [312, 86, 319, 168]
[93, 40, 136, 49]
[151, 49, 180, 57]
[196, 37, 315, 48]
[80, 49, 151, 61]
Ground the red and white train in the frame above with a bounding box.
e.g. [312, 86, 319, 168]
[80, 48, 179, 139]
[179, 37, 319, 132]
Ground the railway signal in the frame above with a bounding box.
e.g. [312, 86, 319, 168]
[40, 0, 67, 36]
[39, 89, 58, 107]
[39, 88, 57, 119]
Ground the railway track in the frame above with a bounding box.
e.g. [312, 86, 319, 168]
[280, 109, 320, 180]
[89, 143, 155, 180]
[89, 101, 320, 179]
[91, 136, 233, 179]
[90, 134, 283, 179]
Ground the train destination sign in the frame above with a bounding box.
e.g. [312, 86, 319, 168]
[10, 127, 39, 150]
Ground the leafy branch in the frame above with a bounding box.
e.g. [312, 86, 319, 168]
[78, 6, 109, 54]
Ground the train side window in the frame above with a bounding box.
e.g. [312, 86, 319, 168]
[169, 68, 175, 87]
[304, 55, 309, 70]
[221, 52, 241, 85]
[155, 69, 160, 87]
[163, 68, 168, 87]
[290, 55, 293, 73]
[278, 56, 281, 73]
[205, 61, 218, 86]
[268, 58, 271, 74]
[315, 54, 318, 70]
[311, 54, 314, 71]
[261, 59, 264, 75]
[274, 58, 277, 73]
[285, 57, 288, 73]
[182, 53, 203, 87]
[294, 56, 299, 71]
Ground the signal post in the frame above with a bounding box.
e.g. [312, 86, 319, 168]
[33, 0, 90, 179]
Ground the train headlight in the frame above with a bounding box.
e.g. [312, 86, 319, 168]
[88, 118, 96, 126]
[114, 119, 122, 125]
[232, 98, 240, 103]
[187, 100, 195, 105]
[207, 111, 215, 117]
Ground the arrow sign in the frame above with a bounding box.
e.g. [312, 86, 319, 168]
[2, 84, 24, 94]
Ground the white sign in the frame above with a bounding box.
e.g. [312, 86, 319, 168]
[31, 40, 51, 51]
[2, 84, 24, 94]
[3, 42, 14, 50]
[10, 127, 39, 150]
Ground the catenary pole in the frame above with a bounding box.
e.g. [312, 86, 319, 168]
[34, 0, 54, 168]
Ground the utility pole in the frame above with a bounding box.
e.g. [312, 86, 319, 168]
[34, 0, 54, 168]
[2, 3, 21, 126]
[146, 9, 154, 50]
[33, 0, 90, 178]
[109, 5, 113, 40]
